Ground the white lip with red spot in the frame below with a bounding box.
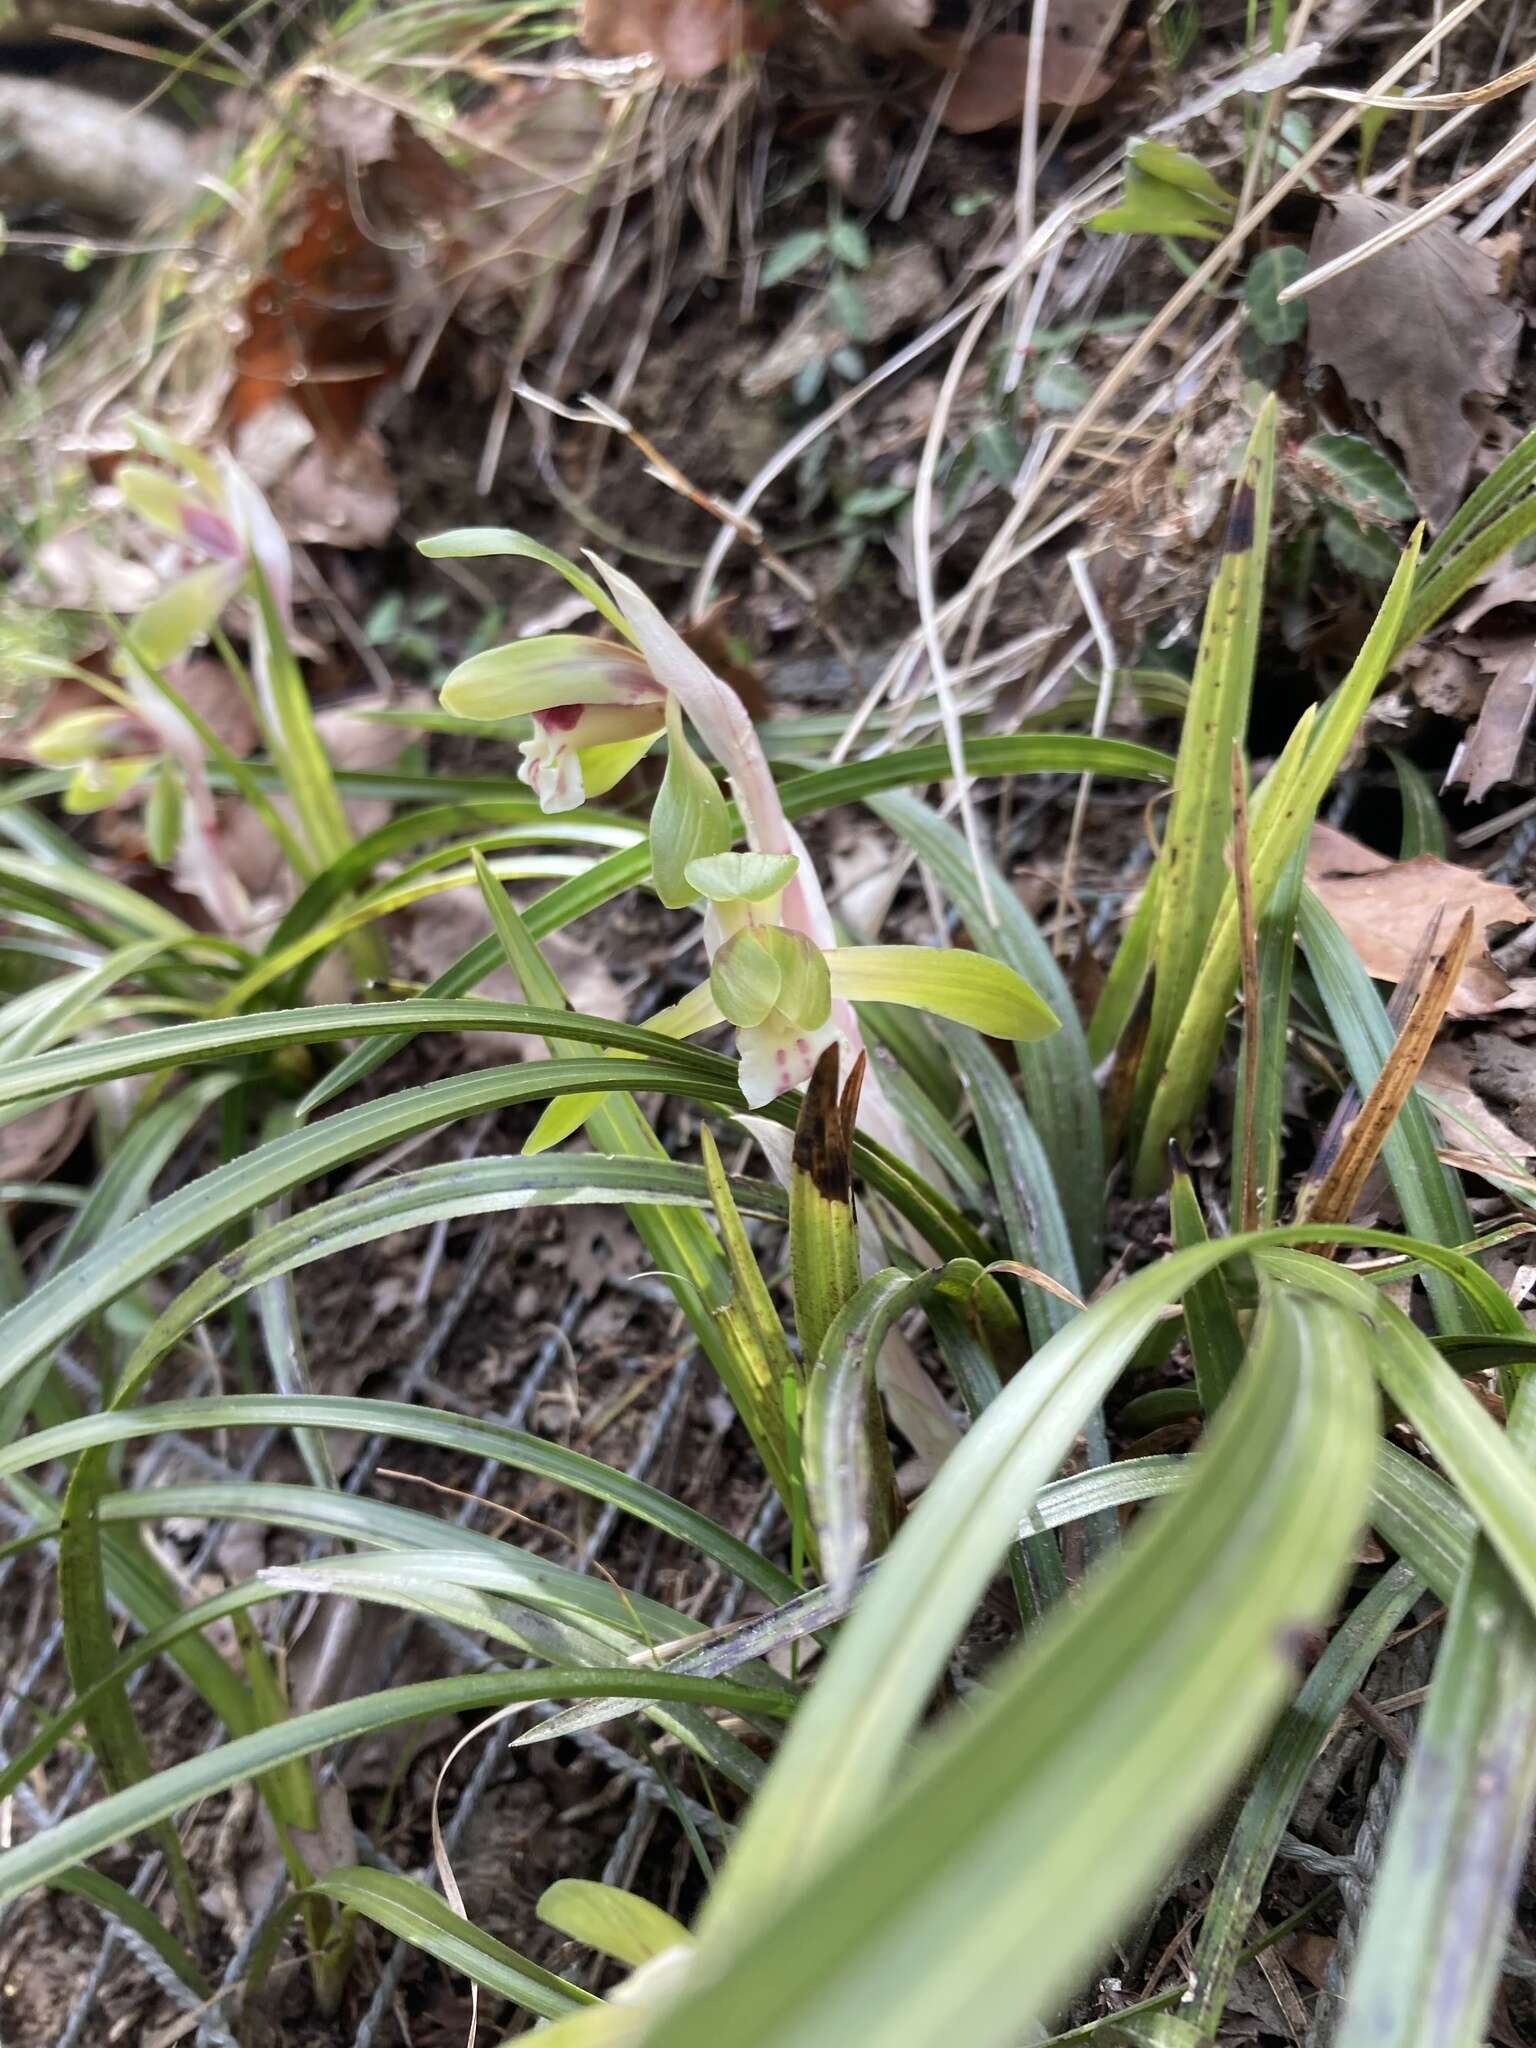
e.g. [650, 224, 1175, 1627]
[519, 702, 670, 813]
[736, 1014, 843, 1109]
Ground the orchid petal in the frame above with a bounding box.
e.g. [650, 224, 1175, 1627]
[127, 417, 222, 501]
[63, 756, 157, 812]
[442, 637, 661, 723]
[29, 708, 132, 766]
[119, 562, 240, 674]
[737, 1013, 844, 1110]
[117, 465, 208, 546]
[518, 706, 665, 814]
[651, 694, 731, 910]
[826, 945, 1059, 1041]
[596, 560, 788, 856]
[215, 450, 292, 618]
[711, 930, 784, 1029]
[755, 927, 831, 1030]
[571, 731, 664, 801]
[418, 529, 631, 636]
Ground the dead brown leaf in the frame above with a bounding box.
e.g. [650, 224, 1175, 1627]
[1446, 645, 1536, 803]
[233, 401, 397, 551]
[1307, 195, 1521, 529]
[931, 3, 1130, 133]
[1302, 906, 1473, 1232]
[0, 1093, 90, 1184]
[1283, 1931, 1337, 1993]
[1306, 824, 1531, 1016]
[578, 0, 777, 78]
[1398, 643, 1484, 721]
[1451, 562, 1536, 631]
[1419, 1044, 1535, 1169]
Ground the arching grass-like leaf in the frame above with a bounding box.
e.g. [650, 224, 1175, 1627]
[0, 1669, 790, 1904]
[305, 734, 1166, 1144]
[0, 1394, 800, 1605]
[870, 790, 1103, 1284]
[646, 1279, 1378, 2048]
[1337, 1388, 1536, 2048]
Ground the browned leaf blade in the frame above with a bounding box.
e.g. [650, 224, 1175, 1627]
[1302, 906, 1474, 1233]
[790, 1044, 862, 1372]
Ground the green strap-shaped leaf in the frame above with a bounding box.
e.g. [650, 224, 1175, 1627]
[1134, 519, 1420, 1189]
[1336, 1383, 1536, 2048]
[646, 1279, 1378, 2048]
[870, 790, 1103, 1284]
[0, 1669, 790, 1904]
[1169, 1165, 1243, 1416]
[314, 1866, 594, 2019]
[1185, 1559, 1421, 2035]
[826, 944, 1057, 1041]
[1138, 400, 1277, 1136]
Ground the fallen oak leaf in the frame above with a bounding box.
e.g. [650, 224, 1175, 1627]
[1306, 823, 1531, 1017]
[0, 1092, 92, 1188]
[1418, 1043, 1535, 1172]
[929, 1, 1131, 134]
[578, 0, 779, 79]
[1445, 645, 1536, 805]
[1306, 194, 1520, 530]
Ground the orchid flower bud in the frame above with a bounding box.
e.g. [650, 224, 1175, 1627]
[439, 634, 667, 814]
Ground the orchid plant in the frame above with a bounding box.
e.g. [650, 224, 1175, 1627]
[425, 529, 1058, 1131]
[25, 424, 350, 933]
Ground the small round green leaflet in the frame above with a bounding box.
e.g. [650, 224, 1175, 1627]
[686, 851, 799, 903]
[711, 927, 831, 1031]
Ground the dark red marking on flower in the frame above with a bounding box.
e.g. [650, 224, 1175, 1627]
[537, 704, 585, 732]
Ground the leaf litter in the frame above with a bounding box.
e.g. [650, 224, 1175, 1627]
[1306, 194, 1521, 529]
[1306, 823, 1534, 1017]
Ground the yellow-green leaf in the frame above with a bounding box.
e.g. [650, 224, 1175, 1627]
[440, 636, 658, 722]
[826, 945, 1058, 1042]
[651, 695, 732, 909]
[686, 851, 799, 904]
[537, 1879, 691, 1968]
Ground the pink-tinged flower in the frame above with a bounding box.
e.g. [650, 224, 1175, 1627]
[118, 427, 292, 620]
[439, 635, 667, 814]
